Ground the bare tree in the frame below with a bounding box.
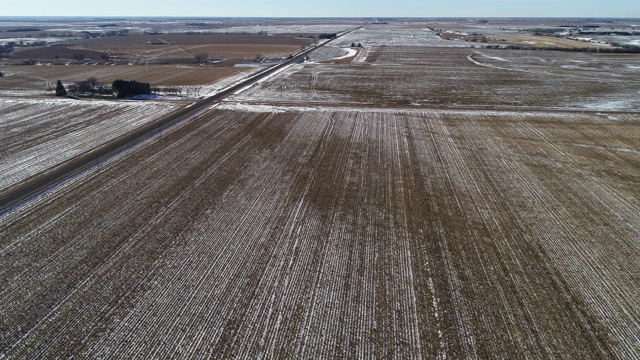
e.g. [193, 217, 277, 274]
[0, 44, 15, 56]
[87, 76, 99, 94]
[76, 80, 92, 95]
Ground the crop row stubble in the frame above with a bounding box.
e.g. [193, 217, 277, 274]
[232, 46, 640, 110]
[1, 105, 638, 358]
[0, 99, 181, 189]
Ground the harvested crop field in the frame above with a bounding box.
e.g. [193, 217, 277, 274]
[1, 21, 639, 359]
[333, 25, 456, 47]
[78, 33, 315, 46]
[0, 98, 182, 188]
[232, 46, 640, 110]
[75, 44, 303, 62]
[1, 104, 639, 358]
[0, 65, 253, 91]
[488, 34, 612, 49]
[13, 46, 107, 61]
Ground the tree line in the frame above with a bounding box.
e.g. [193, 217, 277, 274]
[112, 79, 152, 98]
[483, 44, 640, 53]
[319, 33, 338, 39]
[55, 78, 152, 98]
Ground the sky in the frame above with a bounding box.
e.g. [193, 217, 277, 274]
[2, 0, 639, 18]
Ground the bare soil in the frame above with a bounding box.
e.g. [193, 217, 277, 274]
[0, 65, 250, 90]
[13, 46, 106, 61]
[1, 105, 638, 358]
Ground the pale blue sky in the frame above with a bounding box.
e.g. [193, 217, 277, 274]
[2, 0, 639, 18]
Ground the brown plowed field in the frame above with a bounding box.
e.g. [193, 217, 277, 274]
[13, 46, 107, 61]
[0, 65, 249, 90]
[1, 105, 638, 358]
[80, 43, 300, 57]
[74, 43, 302, 64]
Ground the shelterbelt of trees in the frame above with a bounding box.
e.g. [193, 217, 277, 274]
[111, 79, 152, 98]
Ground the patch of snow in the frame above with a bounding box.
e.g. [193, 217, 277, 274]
[130, 93, 164, 100]
[481, 54, 507, 62]
[307, 46, 356, 62]
[0, 37, 67, 46]
[333, 47, 357, 60]
[217, 102, 580, 119]
[174, 24, 354, 35]
[582, 100, 633, 111]
[232, 64, 298, 96]
[216, 103, 286, 113]
[154, 69, 260, 100]
[0, 89, 53, 97]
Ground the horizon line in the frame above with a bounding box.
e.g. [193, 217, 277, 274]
[1, 16, 639, 20]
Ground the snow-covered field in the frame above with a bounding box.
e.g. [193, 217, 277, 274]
[190, 24, 355, 35]
[332, 25, 469, 47]
[306, 46, 351, 62]
[0, 98, 181, 188]
[0, 37, 68, 46]
[157, 69, 263, 99]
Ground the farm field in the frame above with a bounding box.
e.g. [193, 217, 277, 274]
[0, 64, 255, 91]
[231, 46, 640, 110]
[13, 43, 303, 65]
[487, 34, 612, 49]
[0, 27, 319, 97]
[1, 18, 640, 358]
[1, 105, 639, 358]
[0, 65, 255, 96]
[0, 97, 182, 189]
[73, 44, 302, 63]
